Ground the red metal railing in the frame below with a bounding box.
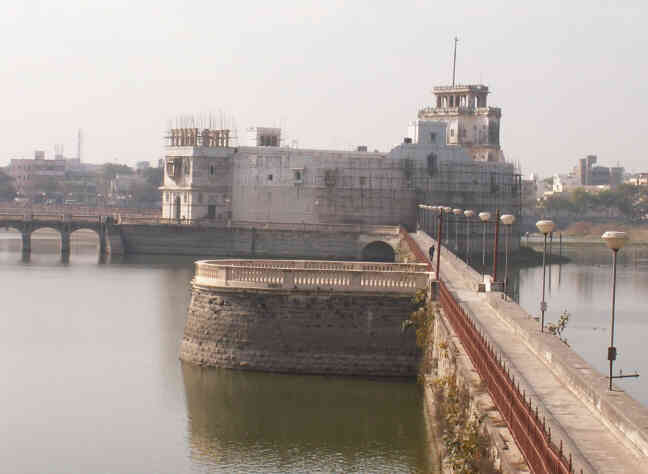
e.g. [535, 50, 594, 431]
[399, 226, 432, 271]
[439, 280, 579, 474]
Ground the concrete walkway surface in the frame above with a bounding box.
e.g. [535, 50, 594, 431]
[412, 231, 647, 474]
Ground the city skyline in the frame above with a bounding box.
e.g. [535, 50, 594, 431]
[1, 1, 645, 176]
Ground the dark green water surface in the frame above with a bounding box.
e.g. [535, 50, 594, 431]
[0, 231, 433, 473]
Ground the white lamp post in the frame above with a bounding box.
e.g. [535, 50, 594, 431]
[536, 220, 555, 332]
[601, 231, 628, 390]
[453, 208, 463, 253]
[464, 210, 475, 263]
[501, 214, 515, 293]
[479, 212, 491, 270]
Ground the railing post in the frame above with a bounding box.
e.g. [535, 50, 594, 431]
[283, 270, 295, 289]
[350, 272, 362, 290]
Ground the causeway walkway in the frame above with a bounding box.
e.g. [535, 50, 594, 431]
[412, 231, 647, 474]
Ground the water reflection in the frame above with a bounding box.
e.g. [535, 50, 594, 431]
[0, 231, 433, 473]
[182, 363, 434, 473]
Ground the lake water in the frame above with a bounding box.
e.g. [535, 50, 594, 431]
[0, 231, 433, 474]
[511, 243, 648, 405]
[3, 230, 647, 473]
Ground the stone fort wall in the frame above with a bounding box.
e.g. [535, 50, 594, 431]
[180, 285, 420, 376]
[115, 223, 401, 260]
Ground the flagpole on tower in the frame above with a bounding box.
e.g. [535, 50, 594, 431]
[452, 37, 459, 87]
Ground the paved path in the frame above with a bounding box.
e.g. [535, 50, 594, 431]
[412, 231, 647, 474]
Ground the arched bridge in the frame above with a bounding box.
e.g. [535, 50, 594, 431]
[0, 211, 120, 256]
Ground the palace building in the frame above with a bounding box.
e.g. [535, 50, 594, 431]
[160, 85, 519, 229]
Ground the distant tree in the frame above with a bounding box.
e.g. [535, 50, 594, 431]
[138, 167, 162, 187]
[569, 188, 592, 214]
[102, 163, 134, 180]
[543, 194, 573, 215]
[130, 180, 159, 203]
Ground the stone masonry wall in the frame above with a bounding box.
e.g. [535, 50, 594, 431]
[180, 285, 420, 376]
[119, 224, 397, 260]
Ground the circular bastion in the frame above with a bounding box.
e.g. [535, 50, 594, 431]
[179, 259, 432, 376]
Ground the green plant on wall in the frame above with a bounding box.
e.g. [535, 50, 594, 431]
[402, 289, 436, 349]
[401, 289, 440, 383]
[433, 375, 498, 474]
[546, 309, 570, 346]
[405, 286, 498, 473]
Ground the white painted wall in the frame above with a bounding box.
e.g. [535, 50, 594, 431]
[159, 123, 516, 223]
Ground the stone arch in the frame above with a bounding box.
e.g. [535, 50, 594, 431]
[2, 223, 23, 235]
[361, 241, 396, 262]
[29, 225, 65, 255]
[70, 225, 100, 237]
[69, 227, 102, 256]
[29, 224, 63, 238]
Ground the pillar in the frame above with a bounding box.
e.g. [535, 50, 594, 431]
[60, 230, 70, 256]
[21, 231, 31, 255]
[105, 225, 124, 255]
[98, 223, 108, 255]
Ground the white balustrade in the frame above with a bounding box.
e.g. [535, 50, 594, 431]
[193, 259, 432, 293]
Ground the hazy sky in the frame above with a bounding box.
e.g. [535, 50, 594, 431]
[1, 1, 646, 177]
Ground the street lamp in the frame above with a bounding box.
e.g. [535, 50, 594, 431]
[479, 212, 491, 271]
[453, 208, 463, 254]
[419, 204, 426, 232]
[443, 207, 452, 244]
[436, 206, 445, 278]
[464, 210, 474, 263]
[430, 206, 438, 237]
[501, 214, 515, 293]
[601, 231, 634, 390]
[536, 219, 555, 332]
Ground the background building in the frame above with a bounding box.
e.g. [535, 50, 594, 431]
[8, 151, 66, 199]
[574, 155, 624, 189]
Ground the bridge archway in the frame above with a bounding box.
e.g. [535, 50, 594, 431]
[30, 226, 63, 255]
[70, 228, 100, 254]
[0, 226, 21, 257]
[361, 241, 396, 262]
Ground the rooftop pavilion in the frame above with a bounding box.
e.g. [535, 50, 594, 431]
[432, 84, 490, 109]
